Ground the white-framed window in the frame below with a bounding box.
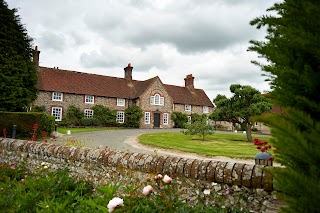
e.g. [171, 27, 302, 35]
[84, 109, 94, 118]
[52, 107, 62, 121]
[163, 113, 169, 125]
[255, 122, 258, 126]
[85, 95, 94, 104]
[185, 105, 192, 112]
[116, 111, 125, 123]
[52, 92, 63, 101]
[117, 98, 125, 106]
[187, 116, 192, 124]
[144, 112, 150, 124]
[203, 106, 209, 113]
[150, 94, 164, 106]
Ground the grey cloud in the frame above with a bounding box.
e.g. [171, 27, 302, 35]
[38, 31, 66, 52]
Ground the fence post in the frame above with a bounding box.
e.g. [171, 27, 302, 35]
[12, 124, 17, 139]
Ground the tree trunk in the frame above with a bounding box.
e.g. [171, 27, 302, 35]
[246, 123, 253, 142]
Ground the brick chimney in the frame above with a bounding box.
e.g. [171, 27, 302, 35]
[33, 46, 40, 69]
[124, 63, 133, 80]
[184, 74, 194, 89]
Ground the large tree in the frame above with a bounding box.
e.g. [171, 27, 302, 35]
[249, 0, 320, 212]
[0, 0, 37, 111]
[210, 84, 272, 142]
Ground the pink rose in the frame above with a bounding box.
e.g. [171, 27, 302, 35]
[143, 185, 153, 195]
[163, 175, 172, 184]
[107, 197, 124, 212]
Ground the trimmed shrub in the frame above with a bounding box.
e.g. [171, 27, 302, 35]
[125, 106, 143, 128]
[30, 105, 46, 112]
[92, 105, 117, 126]
[171, 112, 188, 128]
[80, 118, 101, 127]
[0, 112, 55, 139]
[66, 105, 83, 126]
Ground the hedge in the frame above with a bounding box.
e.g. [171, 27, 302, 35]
[0, 112, 55, 139]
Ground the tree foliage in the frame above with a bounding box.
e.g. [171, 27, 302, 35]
[0, 0, 37, 111]
[92, 105, 116, 126]
[210, 84, 272, 142]
[183, 115, 212, 141]
[124, 106, 143, 128]
[249, 0, 320, 212]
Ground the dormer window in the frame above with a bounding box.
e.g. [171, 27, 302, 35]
[150, 94, 164, 106]
[117, 98, 125, 106]
[85, 95, 94, 104]
[52, 92, 63, 101]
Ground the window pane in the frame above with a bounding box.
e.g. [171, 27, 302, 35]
[116, 112, 125, 123]
[84, 109, 94, 118]
[163, 113, 168, 125]
[52, 107, 62, 121]
[145, 112, 150, 124]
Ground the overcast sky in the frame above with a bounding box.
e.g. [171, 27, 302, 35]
[7, 0, 277, 101]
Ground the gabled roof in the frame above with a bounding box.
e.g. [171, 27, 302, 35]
[37, 67, 213, 107]
[165, 84, 213, 107]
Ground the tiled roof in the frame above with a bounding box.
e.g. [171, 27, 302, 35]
[38, 67, 213, 106]
[165, 84, 214, 107]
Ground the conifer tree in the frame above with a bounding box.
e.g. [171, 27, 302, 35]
[249, 1, 320, 212]
[0, 0, 37, 111]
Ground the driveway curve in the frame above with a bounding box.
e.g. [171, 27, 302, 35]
[58, 129, 273, 165]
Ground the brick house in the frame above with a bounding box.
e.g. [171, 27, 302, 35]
[32, 47, 214, 128]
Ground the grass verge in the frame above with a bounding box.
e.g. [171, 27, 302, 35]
[139, 132, 272, 159]
[57, 127, 121, 134]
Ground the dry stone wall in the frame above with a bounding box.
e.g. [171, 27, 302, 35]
[0, 138, 280, 212]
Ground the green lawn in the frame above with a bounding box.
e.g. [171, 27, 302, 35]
[57, 127, 121, 134]
[138, 132, 272, 159]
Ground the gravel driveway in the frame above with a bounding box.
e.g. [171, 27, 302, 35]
[59, 128, 181, 155]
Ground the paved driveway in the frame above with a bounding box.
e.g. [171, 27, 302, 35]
[60, 128, 181, 155]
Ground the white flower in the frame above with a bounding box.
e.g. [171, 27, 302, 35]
[203, 189, 210, 195]
[107, 197, 124, 213]
[212, 182, 217, 186]
[163, 175, 172, 184]
[41, 162, 46, 166]
[143, 185, 153, 195]
[43, 166, 48, 169]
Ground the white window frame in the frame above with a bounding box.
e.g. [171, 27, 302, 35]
[185, 105, 192, 112]
[52, 92, 63, 101]
[203, 106, 209, 113]
[85, 95, 94, 104]
[144, 112, 150, 124]
[117, 98, 125, 106]
[84, 109, 94, 118]
[116, 111, 125, 123]
[52, 107, 62, 121]
[163, 113, 169, 125]
[150, 94, 164, 106]
[187, 116, 192, 124]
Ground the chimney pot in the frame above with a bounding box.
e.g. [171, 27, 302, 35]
[184, 74, 195, 89]
[33, 46, 40, 69]
[124, 63, 133, 81]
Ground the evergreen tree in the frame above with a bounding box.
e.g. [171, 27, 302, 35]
[210, 84, 272, 142]
[0, 0, 37, 111]
[249, 1, 320, 212]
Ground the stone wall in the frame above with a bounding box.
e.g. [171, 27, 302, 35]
[174, 104, 213, 115]
[0, 138, 280, 212]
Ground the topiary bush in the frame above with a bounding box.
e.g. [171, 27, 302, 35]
[80, 118, 102, 127]
[92, 105, 117, 127]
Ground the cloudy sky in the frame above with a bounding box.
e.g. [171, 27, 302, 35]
[7, 0, 277, 101]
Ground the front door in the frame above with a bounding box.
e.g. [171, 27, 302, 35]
[154, 113, 160, 128]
